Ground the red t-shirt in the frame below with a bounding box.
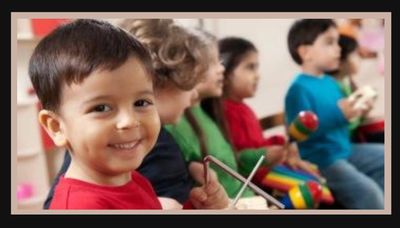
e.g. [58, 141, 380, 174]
[223, 99, 286, 150]
[50, 171, 162, 209]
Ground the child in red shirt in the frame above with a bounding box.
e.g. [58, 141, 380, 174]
[29, 19, 228, 210]
[218, 37, 320, 175]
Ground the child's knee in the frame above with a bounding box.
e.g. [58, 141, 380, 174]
[359, 181, 384, 209]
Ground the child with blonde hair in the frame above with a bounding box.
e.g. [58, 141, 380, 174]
[165, 31, 281, 206]
[122, 19, 229, 209]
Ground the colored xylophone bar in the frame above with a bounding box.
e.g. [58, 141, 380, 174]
[260, 165, 334, 204]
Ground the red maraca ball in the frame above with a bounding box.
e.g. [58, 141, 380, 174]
[298, 111, 319, 131]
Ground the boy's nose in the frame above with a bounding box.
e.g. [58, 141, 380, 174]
[116, 110, 140, 130]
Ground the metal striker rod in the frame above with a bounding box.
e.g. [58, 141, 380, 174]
[203, 155, 285, 209]
[230, 155, 265, 208]
[203, 159, 210, 187]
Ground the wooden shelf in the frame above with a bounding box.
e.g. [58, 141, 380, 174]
[18, 194, 46, 210]
[17, 34, 41, 42]
[17, 97, 38, 107]
[16, 20, 55, 212]
[17, 148, 41, 160]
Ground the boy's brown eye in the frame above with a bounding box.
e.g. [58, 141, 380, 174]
[134, 99, 152, 107]
[92, 104, 111, 112]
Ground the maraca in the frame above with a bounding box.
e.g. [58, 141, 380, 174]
[288, 111, 319, 142]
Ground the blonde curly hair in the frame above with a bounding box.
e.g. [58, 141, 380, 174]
[119, 19, 216, 90]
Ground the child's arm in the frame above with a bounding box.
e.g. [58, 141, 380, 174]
[237, 148, 267, 176]
[285, 143, 322, 179]
[338, 98, 364, 121]
[224, 110, 256, 150]
[285, 84, 349, 137]
[237, 146, 286, 176]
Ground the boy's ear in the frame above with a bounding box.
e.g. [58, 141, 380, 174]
[298, 45, 311, 62]
[38, 110, 68, 147]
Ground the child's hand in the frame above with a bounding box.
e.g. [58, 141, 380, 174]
[189, 174, 230, 209]
[338, 98, 363, 120]
[285, 143, 324, 181]
[265, 145, 287, 167]
[286, 157, 322, 179]
[188, 161, 218, 185]
[361, 99, 374, 117]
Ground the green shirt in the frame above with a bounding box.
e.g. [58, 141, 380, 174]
[337, 77, 363, 136]
[165, 105, 260, 198]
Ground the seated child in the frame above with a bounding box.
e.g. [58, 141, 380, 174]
[217, 36, 319, 176]
[285, 19, 384, 209]
[165, 31, 282, 209]
[326, 33, 383, 143]
[121, 19, 228, 209]
[31, 19, 228, 209]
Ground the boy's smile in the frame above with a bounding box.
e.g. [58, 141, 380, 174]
[46, 57, 161, 185]
[108, 139, 143, 158]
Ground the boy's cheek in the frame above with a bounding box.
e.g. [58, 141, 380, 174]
[144, 113, 161, 143]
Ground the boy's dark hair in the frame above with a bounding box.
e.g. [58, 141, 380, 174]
[288, 19, 337, 65]
[338, 34, 358, 61]
[29, 19, 154, 112]
[325, 34, 358, 76]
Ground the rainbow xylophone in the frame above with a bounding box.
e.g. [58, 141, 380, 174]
[254, 164, 334, 205]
